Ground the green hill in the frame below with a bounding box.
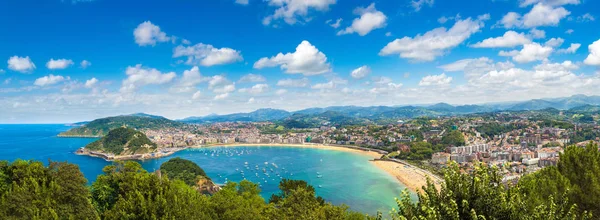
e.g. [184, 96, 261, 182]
[85, 127, 157, 155]
[59, 114, 184, 137]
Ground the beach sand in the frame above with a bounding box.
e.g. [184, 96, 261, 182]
[371, 160, 442, 193]
[193, 143, 441, 193]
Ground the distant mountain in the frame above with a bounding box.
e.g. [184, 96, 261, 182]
[59, 113, 185, 137]
[180, 108, 291, 123]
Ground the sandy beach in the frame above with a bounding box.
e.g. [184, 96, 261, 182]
[371, 160, 442, 193]
[193, 143, 441, 193]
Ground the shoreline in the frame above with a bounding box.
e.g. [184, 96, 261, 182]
[76, 143, 442, 193]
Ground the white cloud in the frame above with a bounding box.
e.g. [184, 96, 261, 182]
[171, 66, 208, 93]
[192, 91, 202, 100]
[369, 76, 402, 94]
[208, 75, 235, 93]
[214, 93, 230, 100]
[499, 43, 553, 63]
[46, 58, 74, 70]
[238, 73, 266, 83]
[262, 0, 336, 26]
[133, 21, 170, 46]
[565, 29, 574, 34]
[584, 39, 600, 66]
[34, 74, 67, 86]
[173, 43, 243, 66]
[7, 56, 36, 73]
[247, 97, 255, 104]
[527, 28, 546, 39]
[419, 73, 452, 86]
[411, 0, 434, 12]
[557, 43, 581, 54]
[519, 0, 579, 7]
[534, 61, 578, 71]
[275, 89, 287, 95]
[337, 3, 387, 36]
[385, 32, 392, 37]
[80, 60, 92, 69]
[239, 84, 269, 94]
[350, 65, 371, 79]
[326, 18, 342, 28]
[254, 41, 331, 75]
[471, 31, 531, 48]
[438, 16, 449, 24]
[235, 0, 249, 5]
[379, 15, 489, 62]
[439, 57, 515, 79]
[544, 37, 564, 47]
[311, 81, 335, 89]
[577, 13, 595, 22]
[120, 64, 176, 93]
[499, 3, 570, 28]
[276, 78, 310, 87]
[84, 78, 98, 88]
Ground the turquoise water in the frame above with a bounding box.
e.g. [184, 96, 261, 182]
[0, 124, 408, 214]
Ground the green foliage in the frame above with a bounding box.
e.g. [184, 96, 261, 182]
[475, 123, 518, 138]
[59, 115, 184, 137]
[396, 142, 444, 161]
[86, 127, 156, 155]
[160, 157, 208, 186]
[441, 130, 465, 147]
[0, 160, 98, 219]
[557, 143, 600, 216]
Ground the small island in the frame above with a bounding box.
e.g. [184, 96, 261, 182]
[76, 127, 181, 161]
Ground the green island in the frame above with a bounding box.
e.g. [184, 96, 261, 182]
[1, 142, 599, 219]
[76, 127, 167, 160]
[58, 114, 184, 137]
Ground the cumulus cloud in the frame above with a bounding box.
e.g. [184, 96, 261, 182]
[584, 39, 600, 66]
[239, 84, 269, 94]
[171, 66, 208, 93]
[254, 41, 331, 75]
[534, 61, 578, 71]
[337, 3, 387, 36]
[557, 43, 580, 54]
[311, 81, 335, 89]
[275, 89, 287, 95]
[262, 0, 336, 26]
[80, 60, 92, 69]
[214, 93, 230, 100]
[173, 43, 243, 66]
[411, 0, 434, 12]
[350, 65, 371, 79]
[577, 13, 595, 22]
[439, 57, 515, 79]
[529, 28, 546, 39]
[544, 37, 564, 47]
[34, 74, 67, 86]
[133, 21, 171, 46]
[379, 15, 489, 62]
[499, 3, 570, 28]
[499, 43, 553, 63]
[84, 78, 98, 88]
[276, 78, 310, 87]
[369, 76, 402, 94]
[519, 0, 579, 7]
[471, 31, 531, 48]
[120, 64, 176, 93]
[7, 56, 36, 73]
[46, 58, 74, 70]
[238, 73, 266, 83]
[419, 73, 453, 86]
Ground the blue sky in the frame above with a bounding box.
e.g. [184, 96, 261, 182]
[1, 0, 599, 123]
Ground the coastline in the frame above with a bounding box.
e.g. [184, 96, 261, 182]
[75, 142, 443, 193]
[195, 143, 442, 193]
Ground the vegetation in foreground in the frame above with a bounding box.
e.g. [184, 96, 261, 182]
[0, 143, 599, 219]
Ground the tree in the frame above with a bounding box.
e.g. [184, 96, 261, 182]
[160, 157, 208, 186]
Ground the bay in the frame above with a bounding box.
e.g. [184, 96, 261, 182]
[0, 124, 410, 214]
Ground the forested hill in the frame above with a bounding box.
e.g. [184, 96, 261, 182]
[160, 157, 218, 194]
[58, 114, 184, 137]
[84, 127, 157, 156]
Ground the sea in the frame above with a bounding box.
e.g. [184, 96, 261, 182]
[0, 124, 412, 215]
